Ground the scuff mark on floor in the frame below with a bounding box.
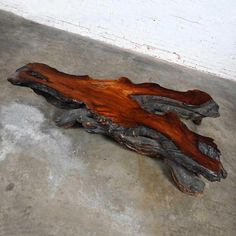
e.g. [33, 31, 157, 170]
[0, 102, 82, 191]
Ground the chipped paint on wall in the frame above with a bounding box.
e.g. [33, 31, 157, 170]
[0, 0, 235, 80]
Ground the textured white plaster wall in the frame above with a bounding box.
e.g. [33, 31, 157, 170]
[0, 0, 235, 80]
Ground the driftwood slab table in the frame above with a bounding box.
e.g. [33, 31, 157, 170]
[8, 63, 227, 195]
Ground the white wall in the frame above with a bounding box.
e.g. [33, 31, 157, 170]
[0, 0, 236, 80]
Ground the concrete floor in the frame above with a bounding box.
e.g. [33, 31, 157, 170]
[0, 10, 235, 236]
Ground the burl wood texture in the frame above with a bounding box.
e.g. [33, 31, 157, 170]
[8, 63, 227, 195]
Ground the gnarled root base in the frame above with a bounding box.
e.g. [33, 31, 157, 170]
[55, 107, 220, 195]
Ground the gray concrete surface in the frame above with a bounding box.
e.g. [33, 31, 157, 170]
[0, 10, 235, 236]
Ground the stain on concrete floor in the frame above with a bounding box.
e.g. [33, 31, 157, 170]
[0, 10, 236, 236]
